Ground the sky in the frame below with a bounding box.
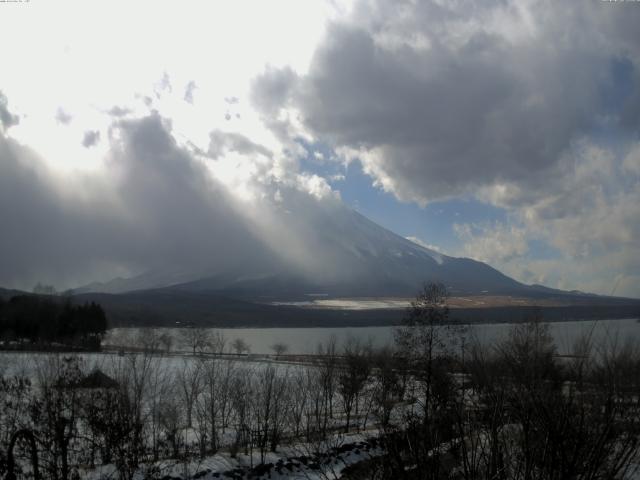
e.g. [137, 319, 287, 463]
[1, 0, 640, 297]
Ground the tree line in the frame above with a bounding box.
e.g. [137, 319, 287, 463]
[0, 294, 107, 350]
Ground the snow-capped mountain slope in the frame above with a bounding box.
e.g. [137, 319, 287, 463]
[77, 204, 531, 298]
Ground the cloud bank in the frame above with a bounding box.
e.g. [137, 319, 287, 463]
[251, 0, 640, 297]
[1, 1, 639, 297]
[0, 93, 364, 290]
[0, 104, 291, 289]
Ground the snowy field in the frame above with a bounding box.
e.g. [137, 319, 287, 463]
[83, 433, 384, 480]
[0, 351, 388, 479]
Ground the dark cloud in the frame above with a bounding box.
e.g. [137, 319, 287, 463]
[0, 106, 402, 290]
[0, 91, 19, 130]
[82, 130, 100, 148]
[252, 0, 640, 204]
[252, 66, 297, 116]
[105, 114, 273, 271]
[251, 66, 299, 141]
[247, 0, 640, 296]
[0, 134, 125, 288]
[0, 112, 276, 289]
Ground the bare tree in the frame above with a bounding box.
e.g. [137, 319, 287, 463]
[371, 346, 403, 429]
[31, 355, 85, 480]
[144, 355, 174, 461]
[394, 282, 465, 417]
[197, 357, 235, 453]
[451, 318, 640, 480]
[158, 330, 173, 353]
[389, 283, 465, 479]
[286, 369, 308, 438]
[208, 330, 227, 355]
[103, 350, 160, 478]
[136, 328, 175, 354]
[219, 359, 237, 433]
[270, 342, 289, 358]
[338, 337, 371, 433]
[177, 358, 202, 429]
[0, 367, 33, 463]
[229, 367, 252, 458]
[158, 396, 182, 459]
[316, 336, 339, 425]
[305, 364, 334, 441]
[180, 327, 211, 355]
[231, 338, 250, 355]
[250, 365, 290, 463]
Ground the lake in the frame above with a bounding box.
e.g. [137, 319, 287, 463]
[105, 318, 640, 355]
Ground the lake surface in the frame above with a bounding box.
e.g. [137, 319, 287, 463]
[105, 318, 640, 355]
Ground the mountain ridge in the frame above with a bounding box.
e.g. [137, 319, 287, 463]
[74, 207, 539, 298]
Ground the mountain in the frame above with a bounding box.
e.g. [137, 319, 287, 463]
[6, 195, 640, 327]
[5, 204, 639, 328]
[76, 205, 558, 299]
[0, 287, 28, 300]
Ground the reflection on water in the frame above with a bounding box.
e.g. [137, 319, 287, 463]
[105, 318, 640, 355]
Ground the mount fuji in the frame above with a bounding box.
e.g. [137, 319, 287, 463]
[77, 206, 552, 299]
[67, 203, 640, 327]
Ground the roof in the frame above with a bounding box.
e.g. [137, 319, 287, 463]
[76, 369, 119, 389]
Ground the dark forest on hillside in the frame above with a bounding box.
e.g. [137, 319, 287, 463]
[0, 295, 107, 350]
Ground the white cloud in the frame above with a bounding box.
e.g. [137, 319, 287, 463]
[451, 140, 640, 297]
[405, 236, 445, 255]
[255, 0, 640, 205]
[0, 109, 355, 290]
[453, 222, 529, 264]
[0, 0, 341, 176]
[623, 143, 640, 175]
[1, 0, 639, 297]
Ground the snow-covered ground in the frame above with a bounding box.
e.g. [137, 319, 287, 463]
[271, 298, 411, 310]
[0, 351, 394, 479]
[84, 433, 383, 480]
